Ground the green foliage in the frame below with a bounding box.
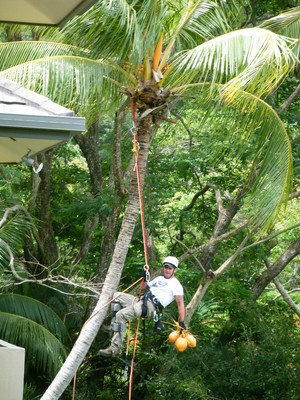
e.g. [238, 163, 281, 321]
[0, 294, 68, 341]
[125, 289, 299, 400]
[0, 2, 298, 398]
[0, 296, 67, 376]
[0, 205, 32, 275]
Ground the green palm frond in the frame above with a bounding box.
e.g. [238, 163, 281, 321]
[169, 27, 297, 101]
[60, 0, 166, 68]
[0, 41, 89, 72]
[216, 0, 251, 31]
[0, 312, 67, 375]
[0, 206, 32, 269]
[0, 294, 68, 341]
[259, 7, 300, 58]
[1, 56, 131, 124]
[161, 0, 214, 51]
[158, 0, 213, 71]
[0, 206, 31, 249]
[173, 83, 293, 233]
[171, 0, 251, 51]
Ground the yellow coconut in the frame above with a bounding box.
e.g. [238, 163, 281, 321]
[175, 335, 188, 352]
[186, 334, 197, 348]
[169, 330, 180, 343]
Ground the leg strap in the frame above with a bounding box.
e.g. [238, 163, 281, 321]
[111, 301, 121, 315]
[112, 322, 127, 333]
[141, 297, 148, 318]
[111, 302, 122, 322]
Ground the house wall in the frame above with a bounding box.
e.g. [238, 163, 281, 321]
[0, 340, 25, 400]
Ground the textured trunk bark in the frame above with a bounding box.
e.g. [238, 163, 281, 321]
[73, 121, 103, 262]
[185, 279, 213, 325]
[94, 100, 129, 282]
[199, 196, 240, 269]
[185, 189, 247, 323]
[252, 236, 300, 300]
[74, 121, 103, 195]
[36, 149, 59, 266]
[41, 114, 152, 400]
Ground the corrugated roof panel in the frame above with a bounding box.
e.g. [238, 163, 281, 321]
[0, 77, 85, 163]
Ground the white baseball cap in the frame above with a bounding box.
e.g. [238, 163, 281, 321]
[163, 256, 179, 269]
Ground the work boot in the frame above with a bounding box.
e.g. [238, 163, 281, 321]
[99, 346, 121, 357]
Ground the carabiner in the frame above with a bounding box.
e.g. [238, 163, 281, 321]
[144, 264, 150, 282]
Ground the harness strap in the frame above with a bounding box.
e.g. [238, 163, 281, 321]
[141, 288, 164, 318]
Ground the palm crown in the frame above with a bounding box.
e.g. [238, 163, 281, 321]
[0, 0, 299, 232]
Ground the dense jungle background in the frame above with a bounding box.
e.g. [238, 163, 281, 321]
[0, 1, 299, 399]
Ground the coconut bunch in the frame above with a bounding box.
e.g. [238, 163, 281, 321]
[168, 321, 196, 352]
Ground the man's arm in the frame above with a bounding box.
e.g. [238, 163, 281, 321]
[175, 295, 185, 322]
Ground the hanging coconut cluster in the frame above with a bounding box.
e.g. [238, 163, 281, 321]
[168, 322, 196, 352]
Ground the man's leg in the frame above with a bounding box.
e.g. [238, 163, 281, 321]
[109, 299, 156, 352]
[99, 293, 141, 357]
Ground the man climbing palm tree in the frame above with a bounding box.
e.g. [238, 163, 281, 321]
[99, 256, 185, 356]
[1, 2, 298, 398]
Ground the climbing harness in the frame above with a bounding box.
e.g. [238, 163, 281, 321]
[141, 286, 164, 333]
[141, 286, 164, 318]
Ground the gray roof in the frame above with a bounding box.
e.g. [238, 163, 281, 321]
[0, 0, 98, 26]
[0, 77, 85, 163]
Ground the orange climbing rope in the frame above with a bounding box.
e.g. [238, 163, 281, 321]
[128, 100, 150, 400]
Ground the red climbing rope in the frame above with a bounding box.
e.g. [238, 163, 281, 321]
[128, 100, 150, 399]
[132, 100, 149, 269]
[73, 101, 150, 400]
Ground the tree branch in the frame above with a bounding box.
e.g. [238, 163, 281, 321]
[172, 111, 193, 146]
[172, 236, 206, 273]
[277, 82, 300, 115]
[181, 185, 211, 212]
[265, 259, 300, 317]
[179, 221, 248, 263]
[242, 221, 300, 253]
[214, 230, 252, 278]
[252, 236, 300, 300]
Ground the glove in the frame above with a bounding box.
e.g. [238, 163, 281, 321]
[179, 321, 187, 331]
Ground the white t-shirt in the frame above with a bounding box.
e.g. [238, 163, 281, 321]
[148, 276, 184, 308]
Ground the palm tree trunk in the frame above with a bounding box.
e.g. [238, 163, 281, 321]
[41, 114, 152, 400]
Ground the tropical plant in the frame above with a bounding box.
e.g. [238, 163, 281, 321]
[0, 205, 31, 276]
[0, 2, 297, 230]
[0, 294, 67, 375]
[0, 1, 299, 398]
